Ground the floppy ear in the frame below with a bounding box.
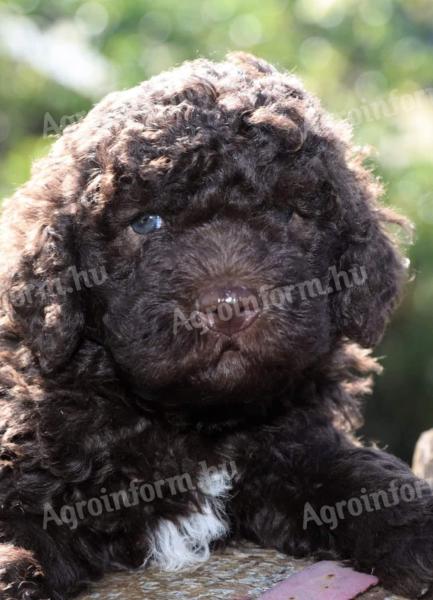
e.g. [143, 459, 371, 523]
[332, 212, 407, 347]
[326, 153, 410, 348]
[0, 166, 85, 373]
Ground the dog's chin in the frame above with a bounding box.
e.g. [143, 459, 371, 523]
[118, 326, 308, 404]
[184, 346, 296, 401]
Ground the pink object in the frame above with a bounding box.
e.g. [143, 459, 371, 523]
[257, 561, 379, 600]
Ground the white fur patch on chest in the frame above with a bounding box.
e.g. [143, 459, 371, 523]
[148, 469, 233, 571]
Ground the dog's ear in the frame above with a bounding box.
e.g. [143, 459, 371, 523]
[0, 170, 85, 374]
[326, 153, 410, 348]
[332, 210, 407, 347]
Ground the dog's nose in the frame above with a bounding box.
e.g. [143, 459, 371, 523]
[197, 284, 261, 336]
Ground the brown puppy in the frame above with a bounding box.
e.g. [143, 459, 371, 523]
[0, 53, 429, 600]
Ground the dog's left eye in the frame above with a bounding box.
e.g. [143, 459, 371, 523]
[131, 214, 163, 234]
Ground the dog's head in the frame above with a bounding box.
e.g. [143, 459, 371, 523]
[0, 53, 408, 401]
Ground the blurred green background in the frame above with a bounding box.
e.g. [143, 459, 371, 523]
[0, 0, 432, 463]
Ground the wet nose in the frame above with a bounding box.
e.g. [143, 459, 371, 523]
[197, 284, 261, 336]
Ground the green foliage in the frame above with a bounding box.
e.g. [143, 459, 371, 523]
[0, 0, 432, 461]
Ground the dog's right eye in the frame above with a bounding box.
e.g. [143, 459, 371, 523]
[276, 207, 295, 223]
[131, 214, 163, 235]
[286, 207, 295, 221]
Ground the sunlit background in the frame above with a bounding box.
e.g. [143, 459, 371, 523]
[0, 0, 432, 462]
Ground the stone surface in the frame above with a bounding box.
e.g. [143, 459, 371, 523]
[79, 542, 408, 600]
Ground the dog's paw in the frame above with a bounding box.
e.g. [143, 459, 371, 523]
[368, 533, 433, 599]
[0, 545, 52, 600]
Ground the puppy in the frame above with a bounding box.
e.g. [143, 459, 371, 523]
[0, 53, 430, 600]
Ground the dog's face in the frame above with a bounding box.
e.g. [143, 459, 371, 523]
[90, 181, 335, 397]
[0, 53, 406, 404]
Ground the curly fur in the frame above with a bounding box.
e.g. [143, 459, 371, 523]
[0, 53, 430, 599]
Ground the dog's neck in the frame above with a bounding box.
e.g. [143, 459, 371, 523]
[127, 379, 293, 434]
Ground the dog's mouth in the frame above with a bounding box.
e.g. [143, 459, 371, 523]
[220, 338, 241, 353]
[204, 338, 242, 370]
[215, 341, 243, 366]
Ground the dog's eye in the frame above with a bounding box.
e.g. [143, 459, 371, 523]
[131, 214, 163, 235]
[277, 207, 294, 222]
